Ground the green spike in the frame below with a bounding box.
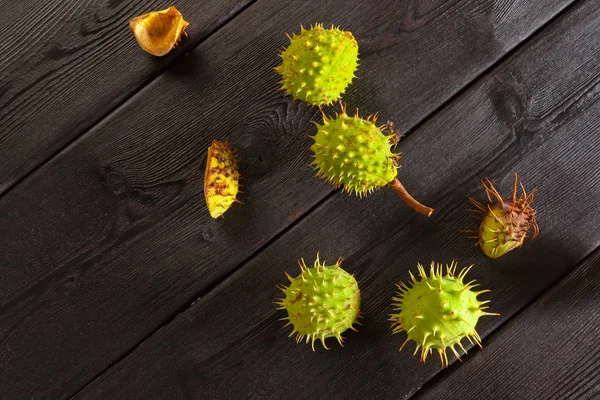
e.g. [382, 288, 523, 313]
[275, 24, 358, 106]
[310, 106, 434, 215]
[390, 261, 497, 368]
[277, 255, 360, 350]
[466, 174, 539, 258]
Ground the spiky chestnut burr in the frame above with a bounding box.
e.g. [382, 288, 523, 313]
[462, 174, 539, 258]
[390, 261, 498, 368]
[310, 105, 434, 216]
[276, 255, 360, 350]
[203, 140, 241, 218]
[275, 24, 359, 106]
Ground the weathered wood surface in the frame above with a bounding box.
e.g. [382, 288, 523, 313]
[415, 248, 600, 400]
[0, 0, 586, 398]
[72, 1, 600, 398]
[0, 0, 255, 195]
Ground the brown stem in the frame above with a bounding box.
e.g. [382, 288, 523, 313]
[387, 178, 434, 217]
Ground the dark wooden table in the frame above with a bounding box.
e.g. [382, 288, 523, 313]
[1, 1, 599, 399]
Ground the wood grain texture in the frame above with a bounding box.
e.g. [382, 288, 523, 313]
[0, 0, 576, 197]
[0, 0, 581, 399]
[0, 0, 255, 195]
[414, 248, 600, 400]
[73, 1, 600, 399]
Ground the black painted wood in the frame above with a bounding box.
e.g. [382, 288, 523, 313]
[72, 1, 600, 399]
[0, 0, 255, 195]
[414, 247, 600, 400]
[0, 1, 584, 399]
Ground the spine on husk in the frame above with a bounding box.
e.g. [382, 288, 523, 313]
[276, 255, 360, 350]
[390, 261, 498, 367]
[462, 174, 538, 258]
[311, 105, 433, 216]
[275, 24, 359, 106]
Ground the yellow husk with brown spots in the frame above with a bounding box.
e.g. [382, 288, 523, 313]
[204, 140, 240, 218]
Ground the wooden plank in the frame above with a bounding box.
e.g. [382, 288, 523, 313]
[73, 1, 600, 398]
[414, 248, 600, 400]
[0, 0, 577, 398]
[0, 0, 255, 195]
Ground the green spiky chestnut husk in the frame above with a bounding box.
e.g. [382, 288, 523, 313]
[390, 261, 498, 368]
[464, 174, 539, 258]
[276, 255, 360, 350]
[275, 24, 358, 106]
[310, 105, 434, 216]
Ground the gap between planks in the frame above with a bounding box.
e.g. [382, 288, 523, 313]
[0, 0, 260, 201]
[68, 189, 337, 398]
[68, 0, 582, 398]
[407, 242, 600, 400]
[187, 0, 581, 308]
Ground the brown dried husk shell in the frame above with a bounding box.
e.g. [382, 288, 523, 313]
[129, 6, 189, 57]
